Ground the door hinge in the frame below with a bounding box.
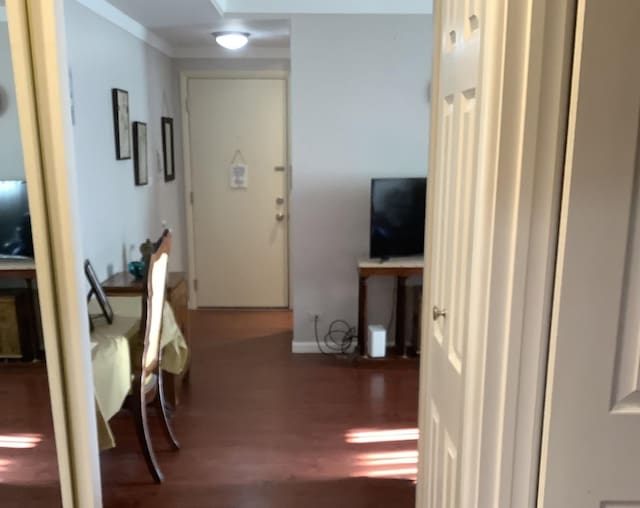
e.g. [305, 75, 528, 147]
[190, 191, 194, 205]
[193, 279, 198, 292]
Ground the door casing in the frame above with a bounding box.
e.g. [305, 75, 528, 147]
[180, 70, 291, 310]
[7, 0, 102, 506]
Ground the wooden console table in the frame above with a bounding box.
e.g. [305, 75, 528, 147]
[0, 259, 39, 360]
[101, 271, 189, 405]
[357, 257, 424, 357]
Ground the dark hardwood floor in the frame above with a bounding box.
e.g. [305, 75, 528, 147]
[2, 310, 420, 507]
[0, 361, 61, 507]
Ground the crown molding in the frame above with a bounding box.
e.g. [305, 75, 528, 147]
[74, 0, 174, 57]
[210, 0, 226, 16]
[224, 0, 433, 15]
[173, 44, 289, 60]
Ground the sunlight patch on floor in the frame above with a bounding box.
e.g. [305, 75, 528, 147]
[0, 434, 42, 449]
[346, 429, 419, 481]
[345, 427, 419, 444]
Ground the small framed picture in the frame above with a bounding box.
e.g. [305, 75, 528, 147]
[132, 121, 148, 186]
[84, 259, 114, 330]
[162, 117, 175, 182]
[111, 88, 131, 160]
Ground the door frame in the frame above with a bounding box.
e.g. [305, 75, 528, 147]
[180, 70, 291, 310]
[416, 0, 575, 506]
[7, 0, 102, 506]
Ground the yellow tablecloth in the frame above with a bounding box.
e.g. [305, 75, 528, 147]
[89, 297, 189, 450]
[90, 315, 138, 451]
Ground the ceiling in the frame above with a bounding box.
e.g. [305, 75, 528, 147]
[101, 0, 432, 57]
[107, 0, 221, 29]
[106, 0, 291, 53]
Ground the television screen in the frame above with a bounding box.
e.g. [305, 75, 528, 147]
[370, 177, 427, 259]
[0, 180, 33, 259]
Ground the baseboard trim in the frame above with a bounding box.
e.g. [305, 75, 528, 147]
[291, 342, 323, 354]
[291, 341, 357, 354]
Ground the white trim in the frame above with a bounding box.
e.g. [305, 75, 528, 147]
[73, 0, 173, 57]
[225, 0, 433, 15]
[291, 341, 357, 354]
[172, 45, 290, 60]
[0, 7, 6, 22]
[180, 70, 290, 310]
[7, 0, 102, 505]
[210, 0, 226, 16]
[470, 0, 573, 507]
[5, 3, 75, 505]
[180, 72, 197, 309]
[291, 342, 322, 354]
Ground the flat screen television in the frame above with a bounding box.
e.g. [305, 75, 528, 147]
[370, 177, 427, 259]
[0, 180, 34, 259]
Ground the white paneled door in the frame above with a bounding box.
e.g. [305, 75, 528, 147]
[423, 0, 483, 506]
[539, 1, 640, 505]
[187, 78, 288, 308]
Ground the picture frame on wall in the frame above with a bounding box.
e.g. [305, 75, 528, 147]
[162, 117, 175, 182]
[111, 88, 131, 160]
[132, 121, 148, 186]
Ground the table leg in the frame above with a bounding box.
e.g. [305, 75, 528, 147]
[358, 275, 368, 356]
[24, 278, 39, 361]
[395, 276, 407, 357]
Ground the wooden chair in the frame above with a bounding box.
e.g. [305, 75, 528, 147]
[124, 229, 179, 483]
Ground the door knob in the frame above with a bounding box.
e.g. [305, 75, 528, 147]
[276, 197, 285, 205]
[276, 213, 285, 222]
[432, 306, 447, 320]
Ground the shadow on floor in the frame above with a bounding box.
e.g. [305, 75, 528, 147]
[104, 477, 415, 508]
[1, 483, 62, 508]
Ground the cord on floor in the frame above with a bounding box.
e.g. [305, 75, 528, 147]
[314, 315, 357, 357]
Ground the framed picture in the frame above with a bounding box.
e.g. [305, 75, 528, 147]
[162, 117, 175, 182]
[133, 121, 148, 186]
[111, 88, 131, 160]
[84, 259, 113, 330]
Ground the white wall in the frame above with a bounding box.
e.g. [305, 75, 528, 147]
[64, 0, 185, 279]
[290, 14, 432, 348]
[0, 22, 25, 180]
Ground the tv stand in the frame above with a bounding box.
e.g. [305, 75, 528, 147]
[357, 256, 424, 357]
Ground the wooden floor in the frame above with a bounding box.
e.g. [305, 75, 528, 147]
[1, 310, 420, 507]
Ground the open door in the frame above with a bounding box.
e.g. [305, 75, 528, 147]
[418, 0, 484, 505]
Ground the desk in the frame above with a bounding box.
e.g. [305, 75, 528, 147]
[357, 257, 424, 356]
[0, 258, 39, 360]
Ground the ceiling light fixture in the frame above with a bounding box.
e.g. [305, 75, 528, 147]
[214, 32, 250, 50]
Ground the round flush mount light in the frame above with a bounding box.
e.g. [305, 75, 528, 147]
[214, 32, 250, 50]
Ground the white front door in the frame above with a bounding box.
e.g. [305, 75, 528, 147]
[421, 0, 483, 506]
[187, 78, 288, 308]
[538, 0, 640, 505]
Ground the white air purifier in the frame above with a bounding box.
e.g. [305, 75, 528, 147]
[367, 325, 387, 358]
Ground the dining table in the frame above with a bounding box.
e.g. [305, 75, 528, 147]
[89, 297, 189, 450]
